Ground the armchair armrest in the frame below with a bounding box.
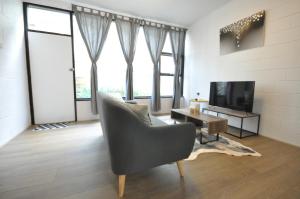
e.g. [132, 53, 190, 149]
[143, 123, 196, 163]
[111, 121, 196, 175]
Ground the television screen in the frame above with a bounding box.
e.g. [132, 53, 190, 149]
[209, 81, 255, 112]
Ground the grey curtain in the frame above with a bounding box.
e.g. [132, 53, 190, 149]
[170, 29, 186, 108]
[115, 18, 140, 100]
[143, 25, 167, 111]
[74, 8, 112, 114]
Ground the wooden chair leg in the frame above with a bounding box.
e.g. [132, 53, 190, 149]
[176, 160, 184, 177]
[118, 175, 126, 197]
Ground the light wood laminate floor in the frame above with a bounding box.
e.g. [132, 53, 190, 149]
[0, 121, 300, 199]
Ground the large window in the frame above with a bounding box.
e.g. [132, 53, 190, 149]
[74, 18, 180, 99]
[132, 29, 154, 97]
[97, 23, 127, 98]
[160, 34, 175, 97]
[74, 19, 126, 99]
[73, 17, 91, 99]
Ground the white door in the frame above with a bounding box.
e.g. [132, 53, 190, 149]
[28, 32, 76, 124]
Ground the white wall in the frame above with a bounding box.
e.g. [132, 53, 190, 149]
[76, 101, 99, 121]
[185, 0, 300, 146]
[0, 0, 30, 147]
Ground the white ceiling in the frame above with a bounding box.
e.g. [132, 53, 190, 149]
[67, 0, 230, 27]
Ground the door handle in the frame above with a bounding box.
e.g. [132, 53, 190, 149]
[69, 68, 75, 72]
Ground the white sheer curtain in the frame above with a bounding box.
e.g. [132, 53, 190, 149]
[74, 6, 112, 114]
[115, 18, 140, 100]
[143, 24, 167, 111]
[170, 29, 186, 108]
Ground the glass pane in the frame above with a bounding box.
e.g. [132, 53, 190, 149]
[27, 6, 71, 35]
[161, 55, 175, 74]
[160, 76, 174, 96]
[162, 33, 172, 53]
[74, 17, 91, 98]
[133, 29, 153, 97]
[74, 21, 127, 98]
[97, 23, 126, 98]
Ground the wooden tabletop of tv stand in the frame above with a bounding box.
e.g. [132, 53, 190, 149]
[203, 107, 260, 118]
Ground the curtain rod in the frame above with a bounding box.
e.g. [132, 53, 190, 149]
[72, 4, 187, 31]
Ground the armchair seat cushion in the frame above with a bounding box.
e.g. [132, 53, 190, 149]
[150, 116, 167, 126]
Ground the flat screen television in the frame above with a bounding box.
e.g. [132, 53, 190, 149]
[209, 81, 255, 112]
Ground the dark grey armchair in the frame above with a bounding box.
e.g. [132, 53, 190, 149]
[97, 93, 196, 197]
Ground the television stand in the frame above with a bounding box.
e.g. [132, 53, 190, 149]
[202, 107, 260, 139]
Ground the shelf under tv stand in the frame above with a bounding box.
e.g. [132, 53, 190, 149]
[202, 107, 261, 139]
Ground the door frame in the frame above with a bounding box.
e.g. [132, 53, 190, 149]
[23, 2, 77, 124]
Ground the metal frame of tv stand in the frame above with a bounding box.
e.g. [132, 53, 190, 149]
[202, 108, 261, 139]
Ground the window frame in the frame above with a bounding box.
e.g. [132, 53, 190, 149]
[159, 50, 184, 98]
[74, 19, 128, 101]
[72, 14, 91, 101]
[159, 52, 174, 98]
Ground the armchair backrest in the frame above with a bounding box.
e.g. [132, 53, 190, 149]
[97, 92, 145, 136]
[97, 92, 147, 173]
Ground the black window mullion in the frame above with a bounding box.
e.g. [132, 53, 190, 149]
[161, 52, 172, 56]
[160, 52, 174, 97]
[160, 73, 174, 76]
[27, 29, 71, 37]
